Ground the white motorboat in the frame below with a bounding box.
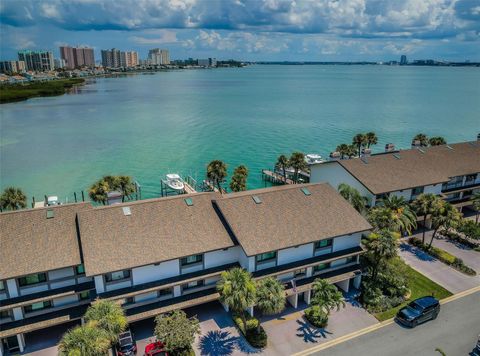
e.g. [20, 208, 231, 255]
[305, 154, 324, 164]
[46, 195, 60, 206]
[165, 174, 185, 192]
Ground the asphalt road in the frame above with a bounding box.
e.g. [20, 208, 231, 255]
[313, 291, 480, 356]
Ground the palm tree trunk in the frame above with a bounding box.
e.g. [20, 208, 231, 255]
[428, 228, 438, 249]
[241, 312, 248, 335]
[422, 215, 427, 244]
[282, 166, 287, 183]
[476, 212, 479, 224]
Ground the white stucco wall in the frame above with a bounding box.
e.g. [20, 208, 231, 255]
[332, 233, 362, 252]
[238, 249, 254, 271]
[105, 280, 131, 292]
[6, 279, 18, 298]
[48, 267, 74, 281]
[309, 162, 374, 203]
[204, 247, 240, 269]
[278, 243, 314, 265]
[94, 276, 105, 293]
[132, 259, 179, 285]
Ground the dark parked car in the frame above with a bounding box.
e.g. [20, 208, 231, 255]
[396, 296, 440, 327]
[115, 330, 137, 356]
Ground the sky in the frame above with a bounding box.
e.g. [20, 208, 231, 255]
[0, 0, 479, 62]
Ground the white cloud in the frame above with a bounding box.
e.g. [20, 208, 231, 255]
[129, 30, 178, 45]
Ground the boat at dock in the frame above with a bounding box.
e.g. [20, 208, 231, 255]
[165, 174, 185, 192]
[305, 153, 324, 164]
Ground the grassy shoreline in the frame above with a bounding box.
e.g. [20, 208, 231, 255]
[0, 78, 85, 104]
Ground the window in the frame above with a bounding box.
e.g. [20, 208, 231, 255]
[184, 198, 193, 206]
[465, 174, 477, 184]
[256, 251, 276, 263]
[18, 273, 47, 287]
[294, 269, 306, 278]
[158, 288, 173, 297]
[314, 239, 332, 250]
[75, 264, 85, 275]
[411, 187, 424, 196]
[180, 254, 203, 267]
[313, 263, 330, 273]
[105, 270, 130, 283]
[0, 280, 5, 291]
[24, 301, 52, 314]
[0, 310, 11, 320]
[183, 280, 204, 290]
[78, 291, 90, 300]
[122, 297, 135, 306]
[346, 256, 357, 264]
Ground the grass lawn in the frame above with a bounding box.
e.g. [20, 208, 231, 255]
[374, 259, 452, 321]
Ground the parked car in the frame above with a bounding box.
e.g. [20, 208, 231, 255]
[144, 341, 168, 356]
[115, 330, 137, 356]
[396, 296, 440, 328]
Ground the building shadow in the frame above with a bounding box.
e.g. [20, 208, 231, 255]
[400, 243, 436, 262]
[199, 330, 239, 356]
[295, 317, 332, 343]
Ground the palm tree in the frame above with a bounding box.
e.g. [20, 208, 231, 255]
[338, 183, 367, 213]
[310, 279, 346, 315]
[275, 155, 289, 183]
[352, 133, 367, 157]
[428, 201, 462, 249]
[412, 133, 428, 147]
[234, 165, 249, 177]
[366, 132, 378, 148]
[0, 187, 27, 211]
[428, 136, 447, 146]
[411, 193, 438, 244]
[363, 230, 399, 282]
[217, 267, 256, 333]
[230, 173, 246, 192]
[116, 176, 136, 202]
[346, 144, 358, 158]
[380, 195, 417, 235]
[84, 299, 128, 343]
[473, 191, 480, 223]
[58, 324, 110, 356]
[207, 160, 228, 193]
[88, 180, 109, 205]
[336, 144, 349, 159]
[289, 152, 306, 183]
[256, 277, 286, 316]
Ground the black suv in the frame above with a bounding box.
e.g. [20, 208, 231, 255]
[396, 296, 440, 327]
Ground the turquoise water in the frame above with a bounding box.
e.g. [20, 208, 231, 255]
[1, 65, 479, 201]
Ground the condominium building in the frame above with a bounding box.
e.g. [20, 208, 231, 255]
[309, 141, 480, 209]
[148, 49, 170, 65]
[198, 58, 217, 67]
[0, 183, 370, 354]
[59, 46, 95, 69]
[17, 50, 54, 72]
[101, 48, 121, 68]
[0, 61, 26, 74]
[54, 58, 66, 69]
[120, 51, 139, 67]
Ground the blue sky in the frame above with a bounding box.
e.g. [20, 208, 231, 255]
[1, 0, 479, 62]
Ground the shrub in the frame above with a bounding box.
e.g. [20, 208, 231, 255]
[457, 220, 480, 240]
[232, 313, 267, 348]
[304, 305, 328, 328]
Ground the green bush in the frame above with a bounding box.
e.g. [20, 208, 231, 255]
[304, 305, 328, 328]
[457, 220, 480, 240]
[232, 313, 267, 348]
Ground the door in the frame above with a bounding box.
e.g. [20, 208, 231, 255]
[5, 336, 20, 352]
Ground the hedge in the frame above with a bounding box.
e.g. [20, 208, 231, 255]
[232, 313, 267, 348]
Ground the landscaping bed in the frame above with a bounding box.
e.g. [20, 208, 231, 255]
[408, 237, 477, 276]
[232, 313, 267, 348]
[374, 258, 452, 321]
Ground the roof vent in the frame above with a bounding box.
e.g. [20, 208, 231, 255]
[46, 209, 54, 219]
[122, 207, 131, 216]
[446, 145, 453, 150]
[393, 153, 401, 160]
[301, 187, 311, 196]
[418, 148, 425, 154]
[184, 198, 193, 206]
[252, 195, 262, 204]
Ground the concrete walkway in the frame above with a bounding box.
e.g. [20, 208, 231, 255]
[433, 237, 480, 273]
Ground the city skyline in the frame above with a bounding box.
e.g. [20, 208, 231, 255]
[1, 0, 479, 62]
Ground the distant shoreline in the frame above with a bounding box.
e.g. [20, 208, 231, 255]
[255, 61, 480, 67]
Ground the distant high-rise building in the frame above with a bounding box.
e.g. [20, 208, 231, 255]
[148, 49, 170, 65]
[400, 55, 407, 65]
[120, 51, 139, 67]
[54, 58, 66, 69]
[101, 48, 121, 68]
[17, 50, 54, 71]
[0, 60, 26, 73]
[60, 46, 95, 69]
[198, 58, 217, 67]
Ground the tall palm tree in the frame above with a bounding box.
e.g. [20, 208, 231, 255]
[428, 201, 462, 249]
[336, 144, 349, 159]
[84, 299, 128, 343]
[207, 160, 228, 193]
[366, 132, 378, 148]
[412, 133, 428, 147]
[275, 155, 289, 183]
[346, 144, 358, 158]
[234, 165, 249, 177]
[0, 187, 27, 211]
[363, 230, 399, 282]
[58, 324, 110, 356]
[88, 180, 109, 205]
[217, 267, 256, 333]
[473, 191, 480, 223]
[338, 183, 367, 213]
[352, 133, 367, 157]
[380, 195, 417, 235]
[428, 136, 447, 146]
[411, 193, 438, 244]
[230, 173, 247, 192]
[256, 277, 286, 316]
[116, 176, 136, 202]
[289, 152, 306, 183]
[310, 279, 345, 315]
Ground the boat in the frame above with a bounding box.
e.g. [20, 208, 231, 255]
[165, 174, 185, 192]
[305, 154, 324, 164]
[46, 195, 60, 206]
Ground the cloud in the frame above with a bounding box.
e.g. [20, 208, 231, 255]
[129, 29, 178, 45]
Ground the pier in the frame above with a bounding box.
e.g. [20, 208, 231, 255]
[262, 169, 294, 185]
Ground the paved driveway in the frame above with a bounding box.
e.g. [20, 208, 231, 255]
[433, 237, 480, 273]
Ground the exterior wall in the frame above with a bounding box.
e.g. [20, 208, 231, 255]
[134, 291, 158, 303]
[309, 162, 374, 204]
[389, 189, 412, 201]
[424, 184, 442, 195]
[332, 233, 362, 252]
[94, 276, 105, 293]
[204, 247, 240, 269]
[105, 279, 132, 292]
[52, 294, 79, 307]
[238, 249, 254, 271]
[6, 280, 18, 298]
[132, 260, 179, 285]
[278, 243, 314, 265]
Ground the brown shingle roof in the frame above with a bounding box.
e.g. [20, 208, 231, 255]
[0, 203, 91, 280]
[337, 142, 480, 195]
[77, 193, 235, 276]
[214, 183, 372, 256]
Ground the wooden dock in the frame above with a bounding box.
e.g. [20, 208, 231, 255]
[262, 169, 294, 185]
[183, 182, 196, 194]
